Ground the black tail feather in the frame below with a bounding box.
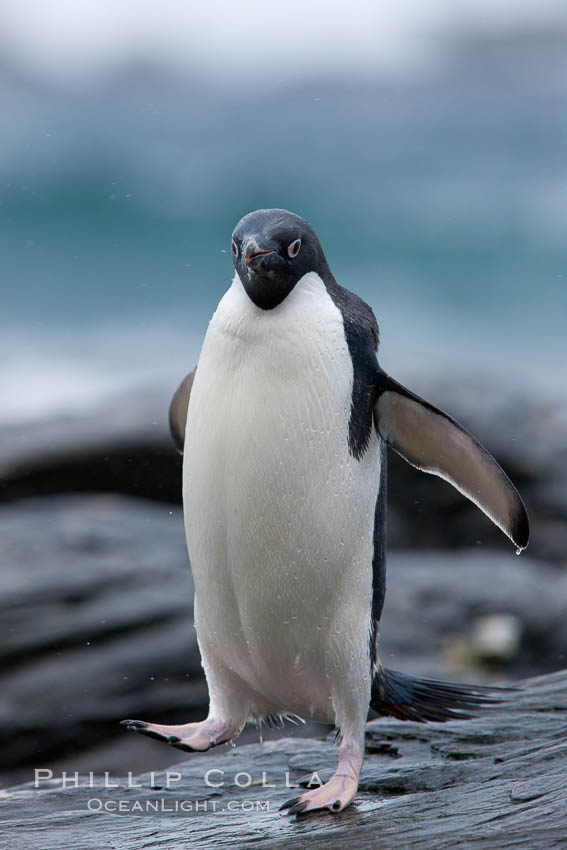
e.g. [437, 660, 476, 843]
[370, 666, 515, 723]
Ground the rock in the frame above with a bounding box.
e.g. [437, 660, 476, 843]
[0, 381, 181, 504]
[379, 550, 567, 680]
[0, 494, 206, 789]
[469, 614, 523, 663]
[1, 669, 566, 849]
[1, 494, 565, 791]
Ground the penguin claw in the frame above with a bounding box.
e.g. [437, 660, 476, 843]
[121, 720, 178, 744]
[280, 796, 313, 817]
[280, 771, 358, 815]
[121, 719, 167, 741]
[120, 719, 147, 729]
[279, 796, 300, 811]
[287, 801, 308, 817]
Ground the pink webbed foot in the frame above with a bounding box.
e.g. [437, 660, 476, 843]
[280, 773, 358, 815]
[280, 743, 363, 816]
[121, 717, 234, 753]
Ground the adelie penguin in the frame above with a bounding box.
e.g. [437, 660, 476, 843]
[122, 209, 529, 816]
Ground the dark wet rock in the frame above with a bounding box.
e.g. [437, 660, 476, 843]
[0, 382, 180, 504]
[1, 670, 566, 850]
[1, 495, 565, 791]
[0, 495, 206, 788]
[1, 376, 565, 563]
[379, 549, 567, 679]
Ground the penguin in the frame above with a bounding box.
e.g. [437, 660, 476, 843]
[122, 209, 529, 816]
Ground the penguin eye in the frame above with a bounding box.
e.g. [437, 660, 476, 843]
[231, 239, 239, 260]
[287, 238, 301, 259]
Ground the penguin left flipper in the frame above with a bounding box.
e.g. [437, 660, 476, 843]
[168, 368, 196, 454]
[373, 370, 529, 552]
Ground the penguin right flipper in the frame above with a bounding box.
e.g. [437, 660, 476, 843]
[169, 369, 196, 454]
[373, 370, 529, 552]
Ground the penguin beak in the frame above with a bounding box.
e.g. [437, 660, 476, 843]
[244, 239, 277, 270]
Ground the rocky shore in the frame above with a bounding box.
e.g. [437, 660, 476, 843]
[2, 669, 566, 849]
[0, 375, 565, 793]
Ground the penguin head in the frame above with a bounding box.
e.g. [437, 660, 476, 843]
[231, 209, 329, 310]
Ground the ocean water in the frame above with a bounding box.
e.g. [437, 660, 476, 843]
[1, 41, 566, 423]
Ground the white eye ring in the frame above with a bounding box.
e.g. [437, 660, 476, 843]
[231, 239, 239, 259]
[287, 238, 301, 259]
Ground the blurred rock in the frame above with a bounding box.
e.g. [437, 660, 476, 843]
[0, 381, 180, 504]
[470, 614, 523, 662]
[0, 495, 206, 788]
[379, 550, 567, 679]
[1, 375, 565, 563]
[1, 494, 565, 790]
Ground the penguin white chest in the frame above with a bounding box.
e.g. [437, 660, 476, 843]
[183, 273, 380, 716]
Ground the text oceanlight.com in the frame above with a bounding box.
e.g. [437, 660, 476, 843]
[86, 798, 271, 813]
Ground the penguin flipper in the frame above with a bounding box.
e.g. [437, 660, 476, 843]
[373, 371, 529, 551]
[168, 369, 196, 454]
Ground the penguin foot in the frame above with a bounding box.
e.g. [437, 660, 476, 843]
[120, 717, 235, 752]
[281, 743, 363, 816]
[279, 773, 358, 816]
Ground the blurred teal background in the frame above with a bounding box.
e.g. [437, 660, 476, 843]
[0, 2, 565, 422]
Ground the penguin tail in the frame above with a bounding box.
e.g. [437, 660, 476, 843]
[370, 666, 513, 723]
